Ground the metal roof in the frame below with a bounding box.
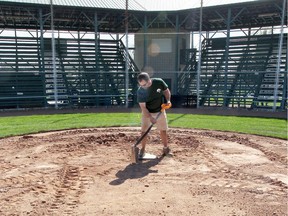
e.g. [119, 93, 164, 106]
[0, 0, 286, 33]
[134, 0, 259, 11]
[0, 0, 263, 11]
[0, 0, 146, 10]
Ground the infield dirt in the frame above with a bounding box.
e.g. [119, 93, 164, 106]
[0, 127, 287, 215]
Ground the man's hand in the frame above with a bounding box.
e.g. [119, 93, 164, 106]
[161, 101, 172, 110]
[149, 116, 157, 124]
[166, 100, 172, 108]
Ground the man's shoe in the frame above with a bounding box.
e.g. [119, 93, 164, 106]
[162, 147, 170, 156]
[138, 148, 145, 159]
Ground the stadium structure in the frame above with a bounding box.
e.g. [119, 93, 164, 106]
[0, 0, 286, 111]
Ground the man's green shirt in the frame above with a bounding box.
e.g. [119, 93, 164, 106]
[137, 78, 168, 113]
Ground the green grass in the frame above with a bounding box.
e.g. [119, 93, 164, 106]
[0, 112, 287, 139]
[168, 114, 287, 139]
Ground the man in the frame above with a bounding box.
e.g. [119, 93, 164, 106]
[137, 72, 172, 158]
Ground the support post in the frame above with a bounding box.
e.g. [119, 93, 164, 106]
[144, 15, 147, 68]
[223, 8, 231, 107]
[50, 0, 58, 109]
[174, 14, 179, 95]
[196, 0, 203, 109]
[38, 8, 47, 106]
[125, 0, 129, 108]
[273, 0, 286, 111]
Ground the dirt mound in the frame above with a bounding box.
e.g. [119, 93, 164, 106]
[0, 127, 287, 216]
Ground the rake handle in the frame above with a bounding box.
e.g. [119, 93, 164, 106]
[133, 111, 162, 148]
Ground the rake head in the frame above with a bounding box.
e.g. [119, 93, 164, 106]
[131, 145, 139, 164]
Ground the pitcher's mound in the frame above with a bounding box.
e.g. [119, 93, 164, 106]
[0, 127, 287, 215]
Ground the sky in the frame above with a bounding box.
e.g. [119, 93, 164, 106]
[134, 0, 258, 11]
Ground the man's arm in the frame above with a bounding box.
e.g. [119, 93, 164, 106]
[163, 88, 171, 104]
[139, 102, 157, 124]
[139, 103, 150, 117]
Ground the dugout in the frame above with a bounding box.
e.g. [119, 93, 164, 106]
[0, 0, 286, 111]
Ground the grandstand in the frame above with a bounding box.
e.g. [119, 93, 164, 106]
[0, 0, 286, 111]
[178, 34, 287, 109]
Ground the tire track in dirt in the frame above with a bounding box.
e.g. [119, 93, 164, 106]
[46, 165, 93, 215]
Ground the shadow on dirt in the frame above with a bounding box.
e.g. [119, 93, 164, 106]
[109, 156, 164, 186]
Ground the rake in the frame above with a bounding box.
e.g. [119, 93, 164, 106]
[131, 103, 171, 164]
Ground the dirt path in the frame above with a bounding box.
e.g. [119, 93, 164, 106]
[0, 127, 287, 216]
